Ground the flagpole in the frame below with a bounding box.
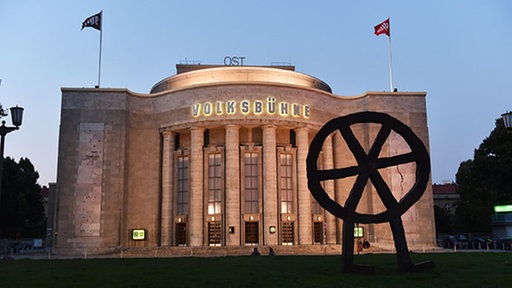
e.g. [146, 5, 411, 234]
[97, 12, 103, 88]
[388, 31, 394, 92]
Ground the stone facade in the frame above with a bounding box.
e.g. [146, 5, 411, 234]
[53, 64, 436, 256]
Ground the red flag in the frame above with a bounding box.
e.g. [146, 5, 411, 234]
[374, 18, 390, 37]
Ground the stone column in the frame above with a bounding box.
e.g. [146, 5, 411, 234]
[262, 125, 278, 245]
[295, 127, 312, 245]
[225, 124, 240, 246]
[160, 130, 175, 246]
[189, 127, 204, 246]
[322, 133, 337, 244]
[333, 131, 344, 244]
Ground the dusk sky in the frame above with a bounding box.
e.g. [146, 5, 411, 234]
[0, 0, 511, 186]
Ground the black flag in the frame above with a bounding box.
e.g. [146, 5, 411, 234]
[81, 11, 102, 31]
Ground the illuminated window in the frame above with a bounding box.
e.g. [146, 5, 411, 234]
[279, 153, 294, 213]
[244, 152, 259, 214]
[208, 153, 222, 215]
[177, 156, 189, 215]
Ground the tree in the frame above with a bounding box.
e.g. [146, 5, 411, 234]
[0, 157, 45, 238]
[455, 118, 512, 233]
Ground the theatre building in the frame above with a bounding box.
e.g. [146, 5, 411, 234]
[52, 63, 436, 256]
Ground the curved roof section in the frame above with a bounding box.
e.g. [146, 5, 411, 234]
[150, 66, 332, 94]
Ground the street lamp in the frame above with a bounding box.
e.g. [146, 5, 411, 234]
[0, 105, 24, 203]
[502, 111, 512, 129]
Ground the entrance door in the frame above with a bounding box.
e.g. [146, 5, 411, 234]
[313, 222, 323, 244]
[282, 222, 294, 245]
[245, 221, 259, 244]
[208, 222, 222, 246]
[175, 223, 187, 246]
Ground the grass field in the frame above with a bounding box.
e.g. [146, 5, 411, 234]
[1, 252, 511, 287]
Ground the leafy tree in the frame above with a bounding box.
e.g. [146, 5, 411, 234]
[434, 205, 454, 234]
[0, 157, 45, 238]
[455, 118, 512, 233]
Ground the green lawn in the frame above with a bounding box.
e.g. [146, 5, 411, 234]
[1, 253, 511, 287]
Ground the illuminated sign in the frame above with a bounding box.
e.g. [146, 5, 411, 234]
[494, 205, 512, 213]
[132, 229, 146, 240]
[354, 227, 364, 238]
[191, 97, 310, 119]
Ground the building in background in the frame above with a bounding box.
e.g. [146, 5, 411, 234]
[52, 63, 436, 256]
[433, 182, 459, 215]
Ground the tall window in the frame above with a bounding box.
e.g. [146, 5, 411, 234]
[177, 156, 189, 215]
[244, 152, 259, 214]
[279, 153, 294, 213]
[208, 153, 222, 215]
[312, 199, 322, 214]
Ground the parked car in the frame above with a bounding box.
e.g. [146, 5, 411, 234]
[470, 237, 493, 249]
[495, 238, 512, 250]
[442, 235, 461, 249]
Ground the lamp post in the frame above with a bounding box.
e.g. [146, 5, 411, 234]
[0, 105, 24, 203]
[502, 111, 512, 129]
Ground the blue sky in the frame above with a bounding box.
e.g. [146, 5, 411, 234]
[0, 0, 511, 186]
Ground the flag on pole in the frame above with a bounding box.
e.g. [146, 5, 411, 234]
[81, 11, 104, 88]
[374, 18, 390, 37]
[81, 11, 102, 31]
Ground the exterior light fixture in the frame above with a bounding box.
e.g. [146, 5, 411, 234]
[0, 105, 24, 203]
[10, 106, 24, 127]
[502, 111, 512, 129]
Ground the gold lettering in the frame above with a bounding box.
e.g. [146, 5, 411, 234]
[192, 103, 201, 117]
[226, 101, 236, 114]
[190, 98, 310, 118]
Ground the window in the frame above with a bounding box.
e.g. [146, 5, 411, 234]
[279, 153, 294, 213]
[207, 153, 222, 215]
[177, 156, 189, 215]
[244, 152, 259, 214]
[312, 199, 322, 215]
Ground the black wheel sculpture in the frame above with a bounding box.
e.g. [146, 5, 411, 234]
[306, 112, 434, 273]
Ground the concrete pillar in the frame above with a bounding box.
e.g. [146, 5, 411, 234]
[189, 127, 204, 246]
[262, 125, 278, 245]
[322, 133, 337, 244]
[225, 124, 240, 246]
[333, 131, 345, 244]
[295, 127, 312, 245]
[160, 130, 175, 246]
